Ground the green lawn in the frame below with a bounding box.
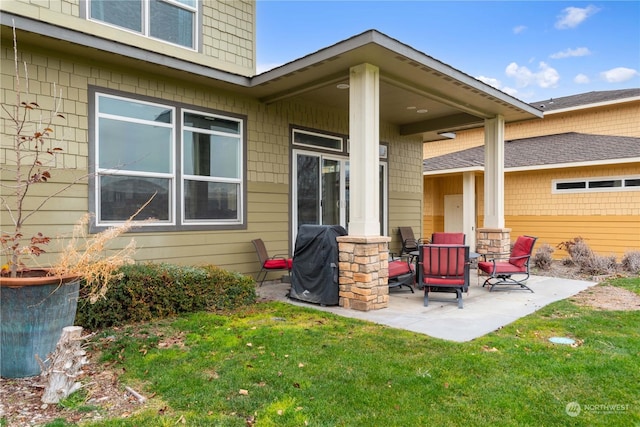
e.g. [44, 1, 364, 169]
[69, 278, 640, 426]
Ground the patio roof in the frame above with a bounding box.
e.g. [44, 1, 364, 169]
[2, 15, 542, 142]
[251, 30, 542, 141]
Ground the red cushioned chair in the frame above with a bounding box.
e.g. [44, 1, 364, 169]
[431, 232, 465, 245]
[387, 257, 415, 293]
[418, 244, 470, 309]
[478, 235, 537, 292]
[252, 238, 292, 287]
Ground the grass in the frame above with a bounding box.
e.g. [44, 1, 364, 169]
[59, 279, 640, 426]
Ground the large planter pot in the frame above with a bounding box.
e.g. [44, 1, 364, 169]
[0, 270, 80, 378]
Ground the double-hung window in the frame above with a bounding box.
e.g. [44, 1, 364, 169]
[88, 0, 198, 49]
[92, 89, 245, 230]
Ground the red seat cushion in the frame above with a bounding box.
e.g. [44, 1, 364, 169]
[388, 260, 412, 277]
[264, 258, 292, 269]
[423, 277, 465, 286]
[478, 261, 525, 275]
[509, 236, 535, 267]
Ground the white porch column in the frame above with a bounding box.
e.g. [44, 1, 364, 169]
[348, 63, 380, 236]
[483, 115, 505, 229]
[462, 171, 476, 250]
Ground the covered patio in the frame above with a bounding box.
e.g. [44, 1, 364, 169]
[256, 272, 596, 342]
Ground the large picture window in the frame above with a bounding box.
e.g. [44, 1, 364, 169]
[92, 90, 245, 229]
[88, 0, 197, 49]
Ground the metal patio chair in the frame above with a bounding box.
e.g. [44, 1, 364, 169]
[252, 238, 292, 287]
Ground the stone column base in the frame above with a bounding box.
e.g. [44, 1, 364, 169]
[476, 228, 512, 260]
[337, 235, 390, 311]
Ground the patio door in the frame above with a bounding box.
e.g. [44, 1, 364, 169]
[294, 151, 348, 230]
[293, 150, 387, 247]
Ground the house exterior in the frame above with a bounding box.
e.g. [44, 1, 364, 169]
[1, 1, 541, 308]
[423, 89, 640, 260]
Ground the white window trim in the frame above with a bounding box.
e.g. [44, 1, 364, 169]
[552, 175, 640, 194]
[86, 0, 199, 51]
[180, 109, 244, 226]
[95, 93, 177, 227]
[91, 89, 246, 230]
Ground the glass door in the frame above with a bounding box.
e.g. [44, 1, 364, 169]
[294, 151, 348, 235]
[293, 150, 387, 247]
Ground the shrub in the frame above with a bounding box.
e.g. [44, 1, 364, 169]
[533, 244, 554, 270]
[557, 237, 593, 265]
[621, 251, 640, 274]
[578, 253, 617, 276]
[76, 263, 256, 329]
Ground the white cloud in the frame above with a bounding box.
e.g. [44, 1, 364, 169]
[500, 86, 519, 97]
[555, 5, 600, 29]
[600, 67, 639, 83]
[475, 76, 521, 98]
[476, 76, 502, 89]
[513, 25, 527, 34]
[550, 47, 592, 59]
[505, 61, 560, 89]
[574, 73, 590, 84]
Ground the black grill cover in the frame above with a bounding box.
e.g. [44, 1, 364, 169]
[289, 224, 348, 305]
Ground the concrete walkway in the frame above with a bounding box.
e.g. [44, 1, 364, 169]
[256, 271, 596, 342]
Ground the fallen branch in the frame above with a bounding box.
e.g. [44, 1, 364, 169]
[125, 386, 147, 403]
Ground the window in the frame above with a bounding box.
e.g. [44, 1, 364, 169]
[92, 89, 245, 229]
[293, 129, 343, 152]
[553, 175, 640, 193]
[89, 0, 197, 49]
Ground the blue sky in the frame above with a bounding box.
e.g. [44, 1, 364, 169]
[256, 1, 640, 102]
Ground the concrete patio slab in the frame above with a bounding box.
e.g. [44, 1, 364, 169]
[256, 271, 597, 342]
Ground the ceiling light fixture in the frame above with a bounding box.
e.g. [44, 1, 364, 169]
[438, 132, 456, 139]
[336, 83, 350, 90]
[416, 109, 429, 114]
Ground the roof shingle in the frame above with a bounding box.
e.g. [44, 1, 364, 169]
[423, 132, 640, 172]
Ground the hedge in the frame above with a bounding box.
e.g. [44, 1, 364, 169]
[75, 263, 256, 329]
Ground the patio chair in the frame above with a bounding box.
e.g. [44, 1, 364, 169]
[417, 244, 470, 309]
[387, 256, 415, 293]
[478, 235, 537, 292]
[431, 232, 465, 245]
[398, 226, 427, 257]
[251, 238, 293, 287]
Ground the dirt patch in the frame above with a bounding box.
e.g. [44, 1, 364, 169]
[570, 285, 640, 311]
[0, 355, 143, 426]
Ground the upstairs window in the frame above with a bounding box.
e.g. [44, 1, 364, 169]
[89, 0, 197, 49]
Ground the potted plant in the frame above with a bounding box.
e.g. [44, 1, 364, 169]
[0, 27, 137, 378]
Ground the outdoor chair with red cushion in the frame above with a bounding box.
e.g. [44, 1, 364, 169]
[252, 238, 293, 287]
[431, 232, 465, 245]
[387, 256, 415, 293]
[417, 244, 470, 309]
[478, 235, 537, 292]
